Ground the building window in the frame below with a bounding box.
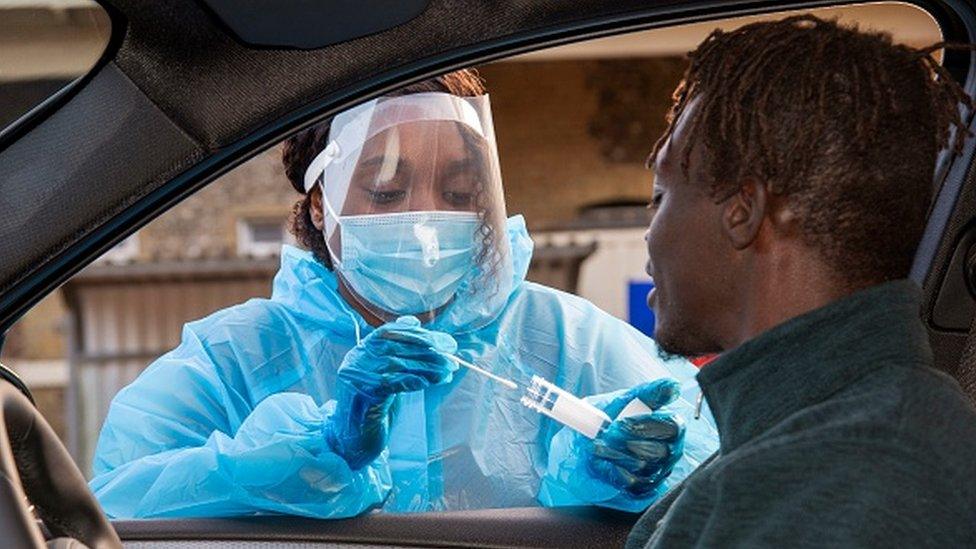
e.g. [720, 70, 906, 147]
[237, 218, 292, 258]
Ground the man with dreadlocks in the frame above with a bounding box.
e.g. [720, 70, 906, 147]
[627, 14, 976, 548]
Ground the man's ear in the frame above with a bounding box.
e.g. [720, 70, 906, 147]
[310, 187, 325, 231]
[722, 178, 768, 250]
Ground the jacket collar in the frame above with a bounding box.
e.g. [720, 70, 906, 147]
[697, 279, 931, 453]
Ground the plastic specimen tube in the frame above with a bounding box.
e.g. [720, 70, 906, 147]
[520, 375, 652, 439]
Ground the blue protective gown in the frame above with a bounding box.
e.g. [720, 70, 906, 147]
[90, 216, 718, 518]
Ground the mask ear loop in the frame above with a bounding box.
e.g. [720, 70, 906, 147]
[304, 141, 364, 341]
[304, 140, 347, 269]
[318, 179, 345, 270]
[326, 182, 363, 345]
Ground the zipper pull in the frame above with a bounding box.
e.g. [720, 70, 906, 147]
[694, 391, 704, 420]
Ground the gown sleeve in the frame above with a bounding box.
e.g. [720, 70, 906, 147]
[89, 319, 391, 519]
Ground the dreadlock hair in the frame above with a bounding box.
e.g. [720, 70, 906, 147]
[282, 69, 489, 268]
[651, 15, 974, 286]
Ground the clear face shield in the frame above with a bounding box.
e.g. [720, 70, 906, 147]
[303, 93, 512, 331]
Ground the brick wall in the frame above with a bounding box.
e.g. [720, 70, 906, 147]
[480, 57, 685, 229]
[136, 146, 298, 261]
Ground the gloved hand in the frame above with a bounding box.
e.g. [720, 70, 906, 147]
[581, 378, 686, 499]
[326, 316, 458, 470]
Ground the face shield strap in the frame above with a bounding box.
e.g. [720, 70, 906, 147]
[303, 141, 341, 195]
[302, 93, 489, 194]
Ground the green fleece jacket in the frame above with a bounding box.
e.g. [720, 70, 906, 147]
[627, 280, 976, 548]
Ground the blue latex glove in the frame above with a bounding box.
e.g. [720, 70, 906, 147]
[327, 316, 459, 470]
[583, 378, 686, 498]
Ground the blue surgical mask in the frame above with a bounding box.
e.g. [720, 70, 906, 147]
[332, 211, 480, 316]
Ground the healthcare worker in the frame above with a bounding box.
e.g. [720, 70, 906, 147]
[90, 70, 718, 519]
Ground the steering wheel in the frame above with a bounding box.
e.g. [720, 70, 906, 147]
[0, 368, 122, 549]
